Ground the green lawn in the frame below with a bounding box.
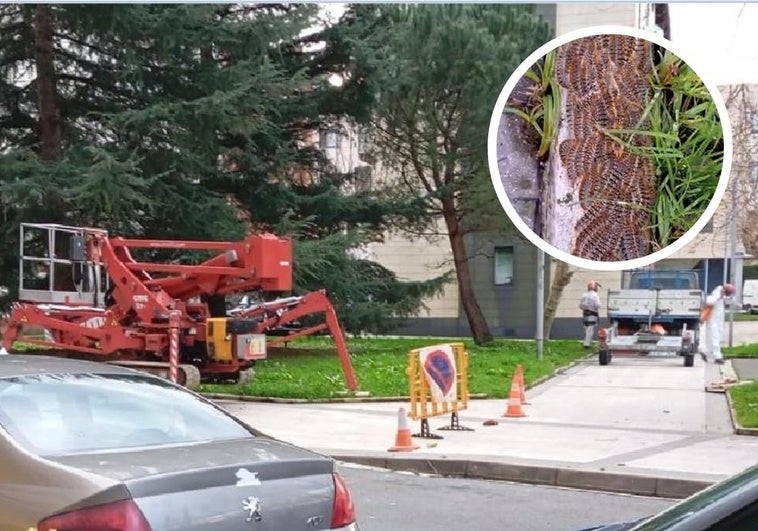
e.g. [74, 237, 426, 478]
[722, 343, 758, 429]
[729, 382, 758, 429]
[723, 343, 758, 358]
[12, 333, 758, 428]
[199, 336, 591, 400]
[733, 312, 758, 322]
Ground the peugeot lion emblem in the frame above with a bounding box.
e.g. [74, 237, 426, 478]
[242, 496, 263, 523]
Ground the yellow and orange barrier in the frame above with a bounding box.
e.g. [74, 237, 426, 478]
[405, 342, 471, 438]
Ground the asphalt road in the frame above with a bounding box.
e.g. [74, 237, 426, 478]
[731, 358, 758, 380]
[338, 463, 675, 531]
[726, 320, 758, 346]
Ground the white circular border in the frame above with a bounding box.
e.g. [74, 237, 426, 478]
[487, 25, 733, 272]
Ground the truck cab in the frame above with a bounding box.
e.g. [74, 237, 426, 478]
[624, 270, 700, 290]
[742, 279, 758, 314]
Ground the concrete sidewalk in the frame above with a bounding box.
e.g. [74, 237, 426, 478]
[218, 354, 758, 499]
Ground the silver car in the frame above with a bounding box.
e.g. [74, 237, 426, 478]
[0, 355, 359, 530]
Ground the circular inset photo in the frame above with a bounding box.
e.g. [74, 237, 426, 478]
[488, 26, 731, 270]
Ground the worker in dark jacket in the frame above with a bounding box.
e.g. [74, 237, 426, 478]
[579, 280, 601, 348]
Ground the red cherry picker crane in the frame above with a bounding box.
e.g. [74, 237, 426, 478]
[1, 223, 358, 390]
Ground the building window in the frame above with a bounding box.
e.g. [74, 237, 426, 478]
[319, 129, 341, 149]
[494, 246, 514, 285]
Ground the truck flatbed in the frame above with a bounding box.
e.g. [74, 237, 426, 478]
[598, 270, 703, 367]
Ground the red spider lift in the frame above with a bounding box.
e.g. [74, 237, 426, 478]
[1, 223, 358, 390]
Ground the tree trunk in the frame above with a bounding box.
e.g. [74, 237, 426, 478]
[34, 5, 67, 223]
[442, 201, 493, 345]
[543, 259, 573, 338]
[34, 4, 61, 161]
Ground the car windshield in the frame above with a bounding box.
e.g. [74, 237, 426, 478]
[0, 372, 254, 456]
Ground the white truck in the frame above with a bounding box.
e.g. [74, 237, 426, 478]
[742, 279, 758, 314]
[598, 270, 704, 367]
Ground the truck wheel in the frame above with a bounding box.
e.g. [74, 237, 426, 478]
[599, 350, 611, 366]
[179, 365, 202, 390]
[683, 353, 694, 367]
[236, 368, 255, 386]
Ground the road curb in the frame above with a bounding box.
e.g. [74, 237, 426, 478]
[202, 392, 489, 404]
[529, 351, 598, 388]
[202, 352, 596, 404]
[331, 454, 713, 499]
[725, 386, 758, 437]
[722, 358, 758, 437]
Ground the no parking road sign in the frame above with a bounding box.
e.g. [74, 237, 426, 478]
[406, 342, 471, 438]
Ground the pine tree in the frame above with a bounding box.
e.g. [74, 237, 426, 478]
[342, 4, 551, 344]
[0, 4, 443, 332]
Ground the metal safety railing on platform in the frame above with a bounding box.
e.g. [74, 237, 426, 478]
[18, 223, 109, 306]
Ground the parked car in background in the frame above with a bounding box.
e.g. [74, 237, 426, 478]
[576, 463, 758, 530]
[0, 355, 358, 531]
[742, 279, 758, 314]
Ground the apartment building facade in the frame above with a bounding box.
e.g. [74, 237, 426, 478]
[318, 3, 748, 340]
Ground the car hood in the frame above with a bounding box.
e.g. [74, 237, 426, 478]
[47, 436, 333, 482]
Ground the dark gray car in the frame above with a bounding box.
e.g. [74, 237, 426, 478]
[0, 355, 358, 531]
[578, 463, 758, 530]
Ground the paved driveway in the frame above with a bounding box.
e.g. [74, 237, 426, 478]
[725, 320, 758, 346]
[220, 349, 758, 489]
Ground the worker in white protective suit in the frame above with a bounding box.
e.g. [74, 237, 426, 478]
[700, 284, 735, 364]
[0, 315, 7, 355]
[579, 280, 602, 348]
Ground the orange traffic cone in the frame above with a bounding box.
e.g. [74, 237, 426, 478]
[515, 365, 530, 405]
[388, 407, 420, 452]
[503, 374, 527, 418]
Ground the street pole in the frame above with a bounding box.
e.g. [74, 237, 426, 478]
[728, 185, 737, 347]
[723, 213, 729, 289]
[536, 249, 545, 360]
